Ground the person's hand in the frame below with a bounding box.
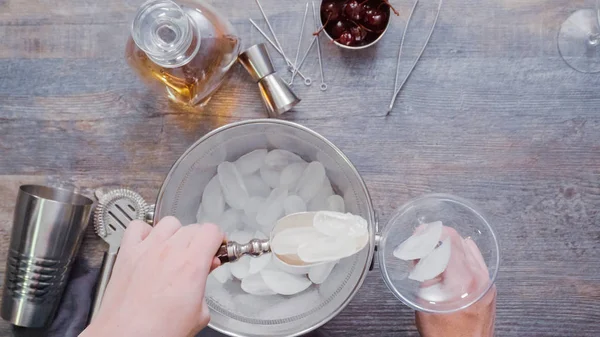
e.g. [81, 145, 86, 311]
[416, 286, 496, 337]
[80, 216, 224, 337]
[415, 227, 497, 337]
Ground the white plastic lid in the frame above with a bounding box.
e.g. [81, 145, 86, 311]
[378, 194, 500, 313]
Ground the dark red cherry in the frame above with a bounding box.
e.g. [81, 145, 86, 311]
[337, 31, 354, 46]
[330, 20, 348, 39]
[364, 9, 386, 30]
[361, 3, 373, 14]
[360, 3, 373, 21]
[321, 1, 341, 22]
[344, 0, 363, 21]
[349, 25, 367, 43]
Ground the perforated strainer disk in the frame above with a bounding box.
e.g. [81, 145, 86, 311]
[153, 120, 376, 337]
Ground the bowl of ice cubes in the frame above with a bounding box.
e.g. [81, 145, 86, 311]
[152, 119, 376, 337]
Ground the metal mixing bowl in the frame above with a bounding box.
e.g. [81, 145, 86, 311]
[153, 119, 376, 336]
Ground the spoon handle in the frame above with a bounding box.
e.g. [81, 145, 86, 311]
[216, 239, 271, 264]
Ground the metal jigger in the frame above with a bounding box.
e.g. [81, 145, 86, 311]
[238, 44, 300, 117]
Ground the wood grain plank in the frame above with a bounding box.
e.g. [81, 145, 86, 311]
[2, 0, 600, 336]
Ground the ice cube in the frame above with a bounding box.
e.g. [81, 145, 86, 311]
[313, 211, 368, 238]
[243, 174, 271, 198]
[259, 165, 281, 189]
[283, 195, 307, 215]
[241, 214, 261, 231]
[230, 255, 251, 279]
[280, 162, 308, 188]
[218, 162, 249, 210]
[307, 198, 328, 212]
[393, 221, 443, 261]
[297, 236, 357, 263]
[271, 227, 325, 255]
[196, 203, 219, 224]
[254, 230, 268, 240]
[202, 175, 225, 219]
[265, 149, 303, 170]
[264, 187, 288, 207]
[307, 183, 333, 212]
[308, 261, 337, 284]
[260, 269, 312, 295]
[241, 273, 276, 296]
[295, 162, 326, 202]
[244, 196, 264, 219]
[249, 253, 272, 274]
[326, 195, 345, 213]
[235, 149, 268, 175]
[260, 222, 277, 235]
[343, 189, 357, 214]
[256, 187, 287, 228]
[218, 208, 242, 233]
[408, 237, 452, 282]
[211, 264, 232, 284]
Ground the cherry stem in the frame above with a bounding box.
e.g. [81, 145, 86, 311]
[381, 0, 399, 16]
[348, 19, 384, 34]
[313, 13, 331, 36]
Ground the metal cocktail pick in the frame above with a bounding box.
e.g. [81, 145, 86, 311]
[253, 0, 312, 86]
[249, 19, 312, 85]
[239, 44, 301, 117]
[254, 0, 285, 54]
[290, 3, 310, 86]
[387, 0, 443, 115]
[289, 26, 318, 85]
[312, 1, 327, 91]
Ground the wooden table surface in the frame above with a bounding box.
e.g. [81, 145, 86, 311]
[1, 0, 600, 335]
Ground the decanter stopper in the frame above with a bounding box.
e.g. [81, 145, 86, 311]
[131, 0, 199, 67]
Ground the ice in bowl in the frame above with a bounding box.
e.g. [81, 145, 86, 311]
[197, 149, 368, 296]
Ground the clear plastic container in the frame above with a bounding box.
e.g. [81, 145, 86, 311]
[378, 194, 500, 313]
[126, 0, 241, 107]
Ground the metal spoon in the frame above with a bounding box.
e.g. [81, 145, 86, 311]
[215, 212, 330, 267]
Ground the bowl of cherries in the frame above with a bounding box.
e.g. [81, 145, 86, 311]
[319, 0, 398, 49]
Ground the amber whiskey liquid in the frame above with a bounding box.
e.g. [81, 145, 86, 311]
[126, 0, 240, 107]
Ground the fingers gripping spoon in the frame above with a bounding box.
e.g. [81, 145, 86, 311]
[89, 188, 150, 322]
